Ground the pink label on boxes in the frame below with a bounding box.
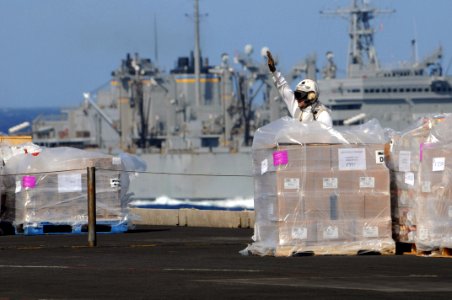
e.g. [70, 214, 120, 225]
[22, 175, 36, 188]
[273, 150, 288, 166]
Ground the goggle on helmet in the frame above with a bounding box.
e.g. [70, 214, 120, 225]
[294, 79, 319, 103]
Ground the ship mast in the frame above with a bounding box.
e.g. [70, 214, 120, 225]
[194, 0, 201, 107]
[321, 0, 394, 78]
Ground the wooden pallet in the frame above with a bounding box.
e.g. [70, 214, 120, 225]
[396, 242, 452, 258]
[291, 249, 383, 257]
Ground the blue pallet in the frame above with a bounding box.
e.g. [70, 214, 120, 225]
[19, 220, 128, 235]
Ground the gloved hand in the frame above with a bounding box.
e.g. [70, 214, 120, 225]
[266, 51, 276, 73]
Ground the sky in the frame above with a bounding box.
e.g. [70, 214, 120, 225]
[1, 0, 452, 108]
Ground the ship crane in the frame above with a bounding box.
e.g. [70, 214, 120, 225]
[83, 92, 119, 135]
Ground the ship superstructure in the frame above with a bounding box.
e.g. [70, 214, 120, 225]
[317, 0, 452, 129]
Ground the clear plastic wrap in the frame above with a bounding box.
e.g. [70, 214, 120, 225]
[1, 145, 146, 234]
[243, 118, 395, 256]
[386, 114, 452, 251]
[251, 117, 387, 149]
[1, 142, 41, 227]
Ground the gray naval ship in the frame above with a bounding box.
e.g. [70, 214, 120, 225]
[31, 0, 452, 200]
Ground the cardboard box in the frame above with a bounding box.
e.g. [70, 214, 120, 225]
[421, 146, 452, 172]
[304, 192, 364, 221]
[316, 220, 355, 242]
[419, 172, 446, 192]
[278, 220, 317, 245]
[331, 144, 387, 171]
[277, 192, 303, 222]
[305, 144, 332, 171]
[354, 218, 392, 239]
[303, 192, 334, 220]
[416, 196, 452, 221]
[364, 193, 391, 219]
[337, 193, 365, 220]
[276, 145, 308, 170]
[304, 170, 337, 192]
[276, 170, 305, 192]
[335, 169, 389, 193]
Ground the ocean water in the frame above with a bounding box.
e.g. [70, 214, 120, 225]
[0, 107, 62, 135]
[129, 196, 254, 211]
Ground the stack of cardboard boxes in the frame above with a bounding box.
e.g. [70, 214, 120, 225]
[387, 116, 452, 252]
[415, 144, 452, 250]
[250, 142, 395, 256]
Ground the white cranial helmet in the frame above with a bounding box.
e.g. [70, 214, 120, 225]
[295, 79, 319, 100]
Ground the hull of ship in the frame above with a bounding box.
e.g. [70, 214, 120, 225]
[129, 150, 254, 200]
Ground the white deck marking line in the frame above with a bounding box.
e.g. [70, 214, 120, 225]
[195, 277, 452, 293]
[164, 268, 261, 273]
[0, 265, 69, 269]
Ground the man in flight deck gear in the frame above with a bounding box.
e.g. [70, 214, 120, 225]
[266, 51, 332, 127]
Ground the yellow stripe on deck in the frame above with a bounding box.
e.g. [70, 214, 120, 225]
[175, 78, 220, 83]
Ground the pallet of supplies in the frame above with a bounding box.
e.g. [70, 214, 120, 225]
[242, 117, 395, 256]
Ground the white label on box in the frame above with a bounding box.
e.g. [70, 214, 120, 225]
[112, 157, 122, 165]
[359, 177, 375, 188]
[363, 226, 379, 238]
[418, 227, 429, 241]
[292, 227, 307, 240]
[58, 173, 82, 193]
[323, 225, 339, 239]
[110, 178, 120, 188]
[338, 148, 366, 170]
[323, 177, 338, 189]
[15, 180, 21, 193]
[405, 172, 415, 186]
[398, 151, 411, 172]
[375, 150, 385, 164]
[448, 206, 452, 218]
[432, 157, 445, 172]
[421, 181, 431, 193]
[284, 178, 299, 190]
[260, 159, 268, 175]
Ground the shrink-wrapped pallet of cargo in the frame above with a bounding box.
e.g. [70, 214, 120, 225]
[242, 117, 395, 256]
[387, 114, 452, 254]
[3, 145, 145, 235]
